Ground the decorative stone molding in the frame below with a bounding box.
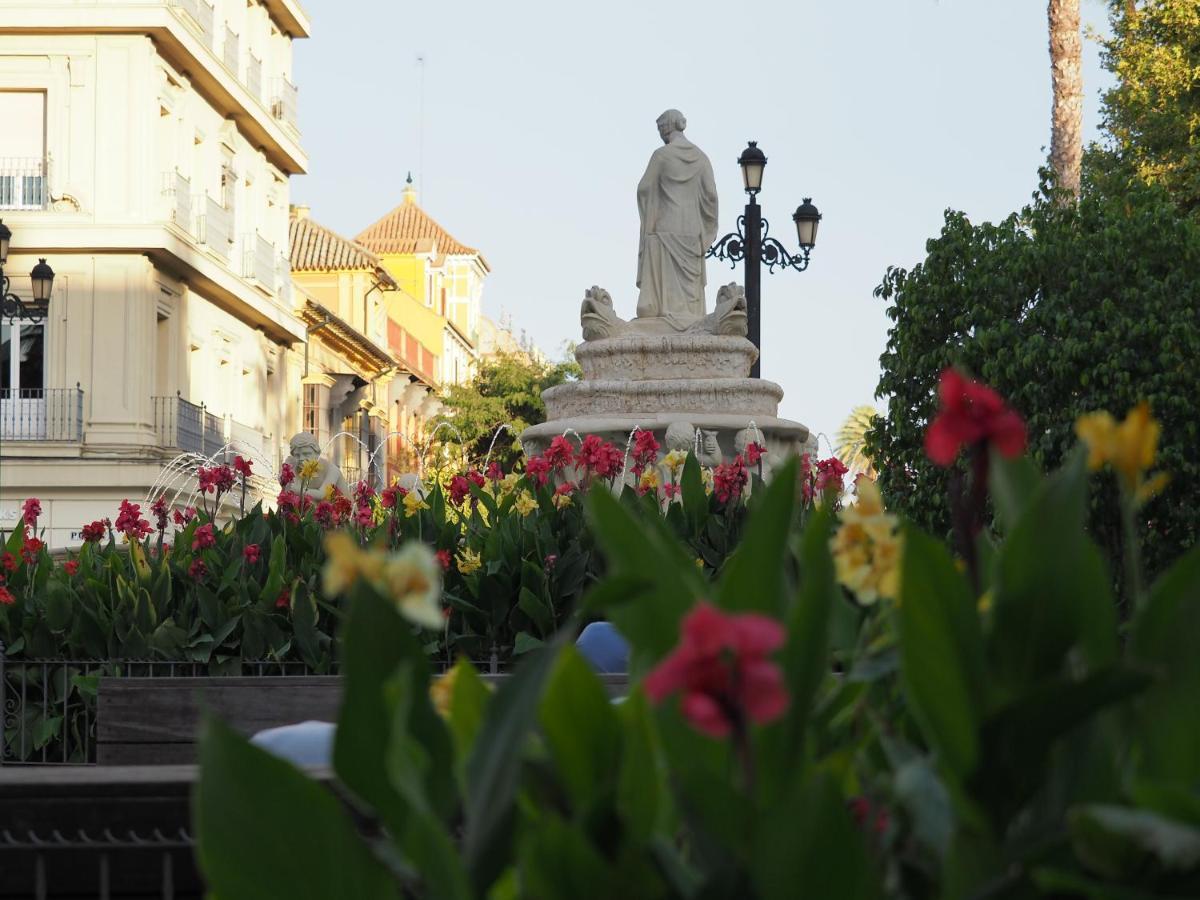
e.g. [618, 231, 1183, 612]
[542, 377, 783, 420]
[575, 333, 758, 381]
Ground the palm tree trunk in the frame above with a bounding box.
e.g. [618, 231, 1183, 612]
[1048, 0, 1083, 199]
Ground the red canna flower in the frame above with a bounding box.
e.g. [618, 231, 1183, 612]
[278, 462, 295, 488]
[435, 549, 451, 572]
[115, 500, 152, 540]
[744, 442, 766, 466]
[631, 430, 661, 477]
[485, 462, 503, 483]
[0, 586, 14, 606]
[314, 500, 337, 529]
[22, 497, 41, 528]
[0, 552, 15, 573]
[191, 523, 216, 551]
[713, 456, 749, 504]
[925, 368, 1027, 466]
[448, 475, 471, 506]
[524, 455, 551, 487]
[644, 601, 789, 738]
[21, 537, 45, 565]
[188, 558, 207, 580]
[234, 455, 253, 478]
[243, 544, 260, 564]
[544, 436, 575, 471]
[814, 457, 849, 495]
[64, 559, 80, 576]
[577, 435, 623, 479]
[275, 586, 291, 609]
[80, 520, 107, 543]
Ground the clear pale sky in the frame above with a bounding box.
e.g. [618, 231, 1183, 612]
[292, 0, 1113, 450]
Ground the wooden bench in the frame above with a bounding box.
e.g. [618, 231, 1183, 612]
[96, 673, 628, 765]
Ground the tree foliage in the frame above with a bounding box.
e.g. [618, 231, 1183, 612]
[435, 353, 581, 470]
[865, 174, 1200, 587]
[1099, 0, 1200, 211]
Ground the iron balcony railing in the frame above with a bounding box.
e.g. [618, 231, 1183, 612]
[0, 157, 47, 210]
[242, 232, 275, 289]
[153, 394, 224, 456]
[167, 0, 212, 46]
[271, 77, 299, 129]
[0, 387, 84, 442]
[222, 24, 239, 75]
[246, 53, 262, 102]
[162, 170, 192, 234]
[197, 194, 234, 258]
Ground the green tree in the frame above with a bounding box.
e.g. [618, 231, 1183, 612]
[1098, 0, 1200, 211]
[866, 174, 1200, 592]
[435, 352, 580, 471]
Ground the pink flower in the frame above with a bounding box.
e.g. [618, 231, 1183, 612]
[172, 507, 196, 527]
[353, 481, 375, 505]
[21, 537, 44, 565]
[631, 430, 661, 476]
[64, 560, 79, 576]
[333, 494, 352, 519]
[215, 465, 236, 493]
[435, 549, 451, 572]
[197, 467, 217, 495]
[278, 462, 295, 487]
[485, 462, 503, 483]
[449, 475, 471, 505]
[544, 553, 558, 570]
[21, 497, 41, 528]
[355, 504, 374, 527]
[275, 586, 291, 609]
[525, 455, 551, 487]
[713, 456, 749, 504]
[1, 552, 16, 573]
[0, 586, 14, 606]
[467, 470, 487, 490]
[191, 523, 216, 551]
[234, 455, 253, 478]
[925, 368, 1027, 466]
[662, 482, 681, 500]
[151, 496, 169, 531]
[554, 481, 576, 497]
[243, 544, 260, 564]
[188, 558, 207, 580]
[81, 520, 107, 543]
[380, 483, 407, 509]
[814, 457, 849, 495]
[577, 435, 623, 479]
[644, 601, 789, 739]
[544, 436, 575, 471]
[115, 500, 152, 540]
[314, 501, 337, 529]
[744, 442, 766, 466]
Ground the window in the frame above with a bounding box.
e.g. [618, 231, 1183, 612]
[0, 92, 47, 209]
[1, 320, 45, 393]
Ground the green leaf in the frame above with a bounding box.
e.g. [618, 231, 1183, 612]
[196, 716, 400, 900]
[680, 452, 707, 534]
[518, 813, 616, 899]
[517, 586, 553, 637]
[463, 641, 562, 891]
[446, 660, 490, 784]
[898, 525, 987, 781]
[44, 582, 74, 632]
[1069, 805, 1200, 878]
[539, 646, 621, 814]
[511, 631, 544, 656]
[616, 690, 668, 843]
[988, 449, 1043, 535]
[717, 457, 797, 614]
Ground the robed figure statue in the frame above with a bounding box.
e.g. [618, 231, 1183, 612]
[636, 109, 719, 327]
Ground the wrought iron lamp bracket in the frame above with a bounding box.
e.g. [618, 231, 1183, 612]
[0, 272, 47, 324]
[706, 215, 811, 273]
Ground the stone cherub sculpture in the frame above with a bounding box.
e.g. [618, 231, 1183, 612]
[282, 432, 348, 500]
[735, 427, 772, 479]
[663, 421, 723, 467]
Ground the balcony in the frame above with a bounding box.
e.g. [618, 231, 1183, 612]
[221, 24, 239, 76]
[197, 195, 234, 259]
[242, 232, 275, 290]
[167, 0, 213, 48]
[246, 53, 263, 104]
[271, 78, 298, 131]
[0, 387, 84, 442]
[161, 170, 192, 235]
[0, 158, 47, 211]
[153, 394, 225, 456]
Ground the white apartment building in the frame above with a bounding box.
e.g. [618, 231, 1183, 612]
[0, 0, 310, 547]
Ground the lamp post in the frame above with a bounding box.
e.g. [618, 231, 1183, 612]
[707, 141, 821, 378]
[0, 220, 55, 324]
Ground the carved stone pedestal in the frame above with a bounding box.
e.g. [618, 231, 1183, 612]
[521, 333, 812, 468]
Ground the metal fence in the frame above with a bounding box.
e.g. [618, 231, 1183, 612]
[0, 156, 47, 210]
[0, 387, 84, 442]
[0, 649, 332, 766]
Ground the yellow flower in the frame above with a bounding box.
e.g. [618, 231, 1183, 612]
[694, 557, 705, 569]
[381, 542, 443, 628]
[323, 482, 338, 501]
[403, 491, 430, 518]
[638, 469, 660, 493]
[429, 665, 460, 718]
[830, 486, 903, 606]
[663, 449, 688, 476]
[322, 532, 383, 595]
[552, 492, 572, 510]
[298, 458, 321, 481]
[513, 490, 538, 517]
[700, 467, 714, 497]
[456, 546, 482, 575]
[1075, 402, 1167, 503]
[977, 590, 993, 615]
[499, 473, 521, 497]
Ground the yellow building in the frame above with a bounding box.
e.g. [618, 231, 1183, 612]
[354, 176, 488, 388]
[288, 206, 439, 482]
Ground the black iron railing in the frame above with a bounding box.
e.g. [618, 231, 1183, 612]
[0, 386, 84, 441]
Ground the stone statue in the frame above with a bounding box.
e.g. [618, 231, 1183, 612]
[663, 421, 696, 452]
[282, 432, 348, 500]
[580, 286, 626, 341]
[735, 427, 773, 479]
[684, 282, 748, 337]
[636, 109, 718, 328]
[695, 429, 724, 468]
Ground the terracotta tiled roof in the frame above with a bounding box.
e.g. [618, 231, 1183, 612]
[289, 211, 396, 285]
[355, 199, 490, 271]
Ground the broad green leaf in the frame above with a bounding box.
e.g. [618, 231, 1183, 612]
[44, 582, 73, 632]
[447, 660, 490, 784]
[680, 452, 707, 534]
[988, 449, 1043, 535]
[518, 813, 617, 900]
[463, 640, 562, 890]
[196, 716, 399, 900]
[516, 586, 553, 637]
[1069, 805, 1200, 879]
[898, 525, 987, 781]
[717, 457, 797, 614]
[616, 690, 668, 843]
[539, 646, 620, 814]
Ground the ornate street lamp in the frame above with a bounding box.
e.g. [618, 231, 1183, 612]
[0, 220, 55, 323]
[708, 142, 821, 378]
